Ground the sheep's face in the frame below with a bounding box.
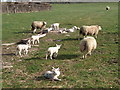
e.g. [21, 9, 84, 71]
[52, 67, 60, 75]
[56, 44, 62, 49]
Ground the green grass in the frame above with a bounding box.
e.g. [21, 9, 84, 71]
[2, 3, 119, 88]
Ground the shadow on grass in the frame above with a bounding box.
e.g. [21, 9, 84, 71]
[2, 53, 16, 56]
[56, 54, 79, 60]
[34, 76, 46, 81]
[61, 37, 83, 41]
[24, 57, 44, 61]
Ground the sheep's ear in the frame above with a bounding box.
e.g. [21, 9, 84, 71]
[52, 67, 55, 69]
[57, 67, 60, 71]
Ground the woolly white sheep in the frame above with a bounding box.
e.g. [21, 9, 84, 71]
[79, 25, 102, 38]
[46, 44, 62, 60]
[80, 36, 97, 59]
[31, 21, 47, 33]
[51, 23, 60, 31]
[16, 44, 31, 56]
[44, 67, 61, 81]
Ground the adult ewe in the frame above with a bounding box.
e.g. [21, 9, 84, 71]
[80, 36, 97, 59]
[31, 21, 47, 33]
[79, 25, 102, 38]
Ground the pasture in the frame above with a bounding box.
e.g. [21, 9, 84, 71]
[2, 3, 119, 88]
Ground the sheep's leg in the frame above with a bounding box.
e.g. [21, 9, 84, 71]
[32, 40, 34, 45]
[19, 50, 22, 57]
[25, 49, 28, 55]
[46, 53, 48, 60]
[33, 29, 36, 33]
[37, 39, 40, 44]
[16, 50, 18, 55]
[50, 53, 53, 60]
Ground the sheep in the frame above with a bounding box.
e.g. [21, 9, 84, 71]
[66, 26, 78, 32]
[51, 23, 60, 31]
[31, 34, 46, 44]
[46, 44, 62, 60]
[106, 6, 110, 11]
[31, 21, 47, 33]
[80, 36, 97, 59]
[79, 25, 102, 38]
[59, 28, 67, 34]
[44, 67, 61, 81]
[16, 44, 31, 57]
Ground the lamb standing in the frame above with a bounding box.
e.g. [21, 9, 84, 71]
[79, 25, 102, 38]
[46, 44, 62, 60]
[44, 67, 61, 81]
[31, 34, 46, 44]
[80, 36, 97, 59]
[31, 21, 47, 33]
[16, 44, 31, 57]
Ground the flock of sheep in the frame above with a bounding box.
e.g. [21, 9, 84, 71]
[15, 6, 111, 81]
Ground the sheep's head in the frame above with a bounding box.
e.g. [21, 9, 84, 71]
[98, 26, 102, 30]
[52, 67, 60, 75]
[56, 44, 62, 49]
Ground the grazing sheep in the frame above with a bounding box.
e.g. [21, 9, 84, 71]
[79, 25, 102, 38]
[31, 21, 47, 33]
[46, 44, 62, 60]
[31, 34, 46, 44]
[106, 6, 110, 11]
[51, 23, 60, 31]
[44, 67, 61, 81]
[80, 36, 97, 59]
[16, 44, 31, 57]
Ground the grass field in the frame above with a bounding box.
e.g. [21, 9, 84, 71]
[2, 3, 119, 88]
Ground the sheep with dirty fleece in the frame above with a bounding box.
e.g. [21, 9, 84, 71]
[80, 36, 97, 59]
[44, 67, 61, 81]
[79, 25, 102, 38]
[16, 44, 31, 57]
[31, 34, 46, 45]
[46, 44, 62, 60]
[31, 21, 47, 33]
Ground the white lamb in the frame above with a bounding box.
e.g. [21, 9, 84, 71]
[66, 26, 78, 32]
[80, 36, 97, 59]
[51, 23, 60, 31]
[44, 67, 61, 81]
[31, 34, 46, 44]
[46, 44, 62, 60]
[16, 44, 31, 57]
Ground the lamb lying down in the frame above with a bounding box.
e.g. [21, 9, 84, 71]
[44, 67, 61, 81]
